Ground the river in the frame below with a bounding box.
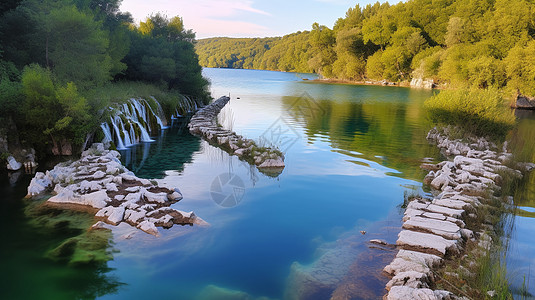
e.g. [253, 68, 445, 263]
[1, 68, 533, 299]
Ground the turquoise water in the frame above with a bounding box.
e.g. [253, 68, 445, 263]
[104, 68, 439, 299]
[2, 68, 532, 299]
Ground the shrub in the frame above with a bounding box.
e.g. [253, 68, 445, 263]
[424, 87, 515, 139]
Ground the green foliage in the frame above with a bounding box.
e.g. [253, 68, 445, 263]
[365, 51, 384, 80]
[0, 1, 210, 155]
[424, 88, 516, 138]
[21, 64, 93, 146]
[45, 5, 112, 88]
[0, 60, 23, 120]
[123, 13, 210, 102]
[504, 40, 535, 96]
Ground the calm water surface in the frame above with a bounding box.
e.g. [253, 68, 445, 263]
[1, 68, 533, 299]
[108, 68, 440, 299]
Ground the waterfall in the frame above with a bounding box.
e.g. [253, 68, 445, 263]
[151, 96, 169, 128]
[100, 123, 113, 143]
[110, 117, 127, 150]
[101, 96, 197, 149]
[144, 98, 165, 130]
[116, 116, 132, 147]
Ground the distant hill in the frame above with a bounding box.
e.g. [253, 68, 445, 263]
[195, 0, 535, 97]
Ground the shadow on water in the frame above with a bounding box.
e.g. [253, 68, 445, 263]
[0, 170, 124, 300]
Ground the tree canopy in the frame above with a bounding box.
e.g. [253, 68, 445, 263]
[0, 0, 209, 155]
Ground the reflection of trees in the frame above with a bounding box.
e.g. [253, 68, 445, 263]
[281, 87, 440, 181]
[121, 119, 202, 179]
[508, 112, 535, 209]
[0, 175, 124, 300]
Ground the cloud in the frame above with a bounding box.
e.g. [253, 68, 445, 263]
[121, 0, 270, 20]
[120, 0, 274, 37]
[190, 19, 277, 38]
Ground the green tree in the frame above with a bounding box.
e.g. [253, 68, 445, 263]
[44, 5, 112, 88]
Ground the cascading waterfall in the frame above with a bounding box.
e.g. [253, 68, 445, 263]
[100, 123, 113, 143]
[144, 98, 166, 130]
[101, 97, 200, 149]
[110, 116, 127, 150]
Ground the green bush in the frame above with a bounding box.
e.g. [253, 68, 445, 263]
[424, 88, 515, 139]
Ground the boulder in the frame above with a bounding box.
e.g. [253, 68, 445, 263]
[26, 172, 52, 197]
[386, 286, 456, 300]
[138, 220, 160, 236]
[79, 190, 110, 208]
[514, 94, 535, 109]
[397, 230, 458, 257]
[6, 156, 22, 171]
[384, 250, 443, 276]
[144, 190, 168, 204]
[386, 271, 431, 290]
[168, 191, 183, 201]
[79, 180, 102, 192]
[403, 216, 461, 240]
[258, 158, 285, 168]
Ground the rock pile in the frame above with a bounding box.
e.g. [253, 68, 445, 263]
[5, 148, 38, 172]
[384, 127, 530, 299]
[188, 96, 285, 174]
[26, 143, 206, 236]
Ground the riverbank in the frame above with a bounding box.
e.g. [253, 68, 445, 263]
[309, 77, 442, 90]
[384, 127, 533, 299]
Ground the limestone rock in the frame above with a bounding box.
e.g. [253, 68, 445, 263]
[384, 250, 443, 276]
[258, 158, 285, 168]
[386, 286, 457, 300]
[168, 191, 183, 201]
[26, 142, 203, 237]
[397, 230, 458, 257]
[144, 190, 168, 204]
[138, 220, 160, 236]
[26, 172, 52, 197]
[403, 216, 461, 240]
[80, 190, 110, 208]
[6, 156, 22, 171]
[386, 271, 431, 290]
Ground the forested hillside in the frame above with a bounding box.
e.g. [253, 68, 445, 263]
[196, 0, 535, 97]
[0, 0, 209, 155]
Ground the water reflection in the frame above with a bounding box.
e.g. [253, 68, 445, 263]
[120, 119, 202, 179]
[0, 174, 124, 300]
[281, 84, 441, 181]
[504, 109, 535, 298]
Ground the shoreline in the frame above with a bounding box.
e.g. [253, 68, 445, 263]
[310, 78, 412, 88]
[383, 126, 533, 299]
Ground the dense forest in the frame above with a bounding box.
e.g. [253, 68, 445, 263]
[196, 0, 535, 98]
[0, 0, 209, 156]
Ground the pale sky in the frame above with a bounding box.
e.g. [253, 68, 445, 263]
[119, 0, 382, 39]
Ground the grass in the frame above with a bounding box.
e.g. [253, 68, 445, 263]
[425, 87, 516, 140]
